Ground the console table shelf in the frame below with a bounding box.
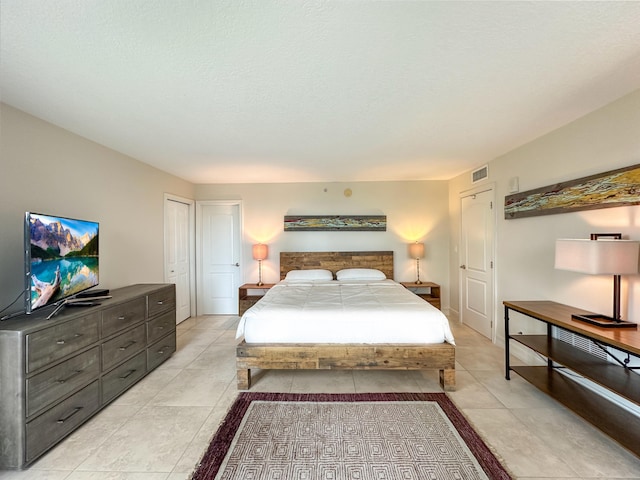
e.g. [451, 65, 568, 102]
[510, 335, 640, 404]
[504, 300, 640, 457]
[510, 365, 638, 449]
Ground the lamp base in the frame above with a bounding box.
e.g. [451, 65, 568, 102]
[571, 314, 637, 329]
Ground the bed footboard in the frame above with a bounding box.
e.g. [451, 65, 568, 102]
[236, 341, 455, 391]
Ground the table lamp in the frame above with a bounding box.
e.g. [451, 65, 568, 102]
[409, 242, 425, 284]
[252, 243, 268, 286]
[555, 233, 639, 328]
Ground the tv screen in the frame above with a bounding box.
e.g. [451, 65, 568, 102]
[25, 212, 99, 314]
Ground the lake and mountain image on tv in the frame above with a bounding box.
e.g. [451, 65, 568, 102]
[27, 213, 99, 311]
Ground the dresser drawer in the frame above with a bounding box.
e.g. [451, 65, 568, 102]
[25, 380, 100, 464]
[26, 347, 100, 418]
[102, 324, 146, 372]
[147, 310, 175, 344]
[148, 286, 176, 318]
[26, 313, 100, 373]
[101, 298, 145, 338]
[101, 350, 147, 404]
[147, 331, 176, 371]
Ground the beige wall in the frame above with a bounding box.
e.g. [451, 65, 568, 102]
[195, 181, 450, 306]
[448, 89, 640, 343]
[0, 103, 195, 314]
[0, 102, 451, 315]
[3, 87, 637, 326]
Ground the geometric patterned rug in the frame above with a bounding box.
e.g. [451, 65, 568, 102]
[191, 392, 512, 480]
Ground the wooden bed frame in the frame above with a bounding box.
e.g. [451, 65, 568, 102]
[236, 251, 455, 391]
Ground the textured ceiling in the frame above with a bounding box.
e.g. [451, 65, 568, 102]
[1, 1, 640, 184]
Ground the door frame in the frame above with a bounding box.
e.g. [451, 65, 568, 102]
[458, 183, 497, 342]
[163, 193, 196, 320]
[195, 199, 243, 316]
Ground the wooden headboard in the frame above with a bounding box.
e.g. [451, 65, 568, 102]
[280, 251, 394, 280]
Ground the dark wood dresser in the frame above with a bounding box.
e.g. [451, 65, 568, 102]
[0, 284, 176, 469]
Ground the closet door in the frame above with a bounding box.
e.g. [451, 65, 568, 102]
[165, 197, 192, 323]
[197, 201, 241, 314]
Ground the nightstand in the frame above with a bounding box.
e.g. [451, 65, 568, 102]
[400, 281, 441, 310]
[238, 283, 275, 316]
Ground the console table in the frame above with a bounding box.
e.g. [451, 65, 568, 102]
[0, 284, 176, 469]
[504, 300, 640, 457]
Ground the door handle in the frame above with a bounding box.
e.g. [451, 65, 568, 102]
[460, 265, 466, 269]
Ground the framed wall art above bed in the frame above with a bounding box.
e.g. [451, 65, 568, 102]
[283, 215, 387, 231]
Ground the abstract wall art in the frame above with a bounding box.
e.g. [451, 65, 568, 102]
[504, 163, 640, 219]
[284, 215, 387, 231]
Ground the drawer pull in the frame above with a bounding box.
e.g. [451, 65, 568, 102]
[57, 406, 83, 424]
[157, 301, 164, 305]
[119, 369, 137, 379]
[118, 340, 137, 351]
[57, 369, 83, 384]
[117, 316, 126, 321]
[56, 333, 83, 345]
[157, 346, 171, 355]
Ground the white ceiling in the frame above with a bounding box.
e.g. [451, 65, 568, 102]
[2, 1, 640, 184]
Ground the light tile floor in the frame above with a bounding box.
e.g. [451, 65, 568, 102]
[1, 315, 639, 480]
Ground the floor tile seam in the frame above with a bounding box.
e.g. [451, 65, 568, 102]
[462, 406, 583, 478]
[70, 405, 216, 475]
[136, 404, 215, 419]
[18, 465, 74, 473]
[462, 369, 513, 410]
[454, 362, 504, 372]
[508, 406, 640, 474]
[133, 368, 188, 408]
[33, 406, 146, 472]
[167, 415, 216, 476]
[72, 466, 178, 474]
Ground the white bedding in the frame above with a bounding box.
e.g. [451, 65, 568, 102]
[236, 279, 455, 345]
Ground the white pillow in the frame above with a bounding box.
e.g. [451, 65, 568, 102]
[284, 269, 334, 281]
[336, 268, 386, 281]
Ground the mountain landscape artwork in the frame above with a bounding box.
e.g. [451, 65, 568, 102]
[28, 213, 99, 309]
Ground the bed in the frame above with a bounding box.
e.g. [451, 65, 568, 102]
[236, 251, 456, 391]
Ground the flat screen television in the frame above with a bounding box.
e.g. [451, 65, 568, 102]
[25, 212, 99, 314]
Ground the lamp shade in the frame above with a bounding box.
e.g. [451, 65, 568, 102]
[555, 239, 639, 275]
[408, 242, 425, 259]
[252, 243, 268, 261]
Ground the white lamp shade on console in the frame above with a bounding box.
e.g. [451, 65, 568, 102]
[555, 239, 639, 275]
[554, 235, 639, 327]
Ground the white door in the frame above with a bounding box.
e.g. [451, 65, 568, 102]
[460, 188, 495, 339]
[165, 197, 192, 323]
[197, 202, 241, 314]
